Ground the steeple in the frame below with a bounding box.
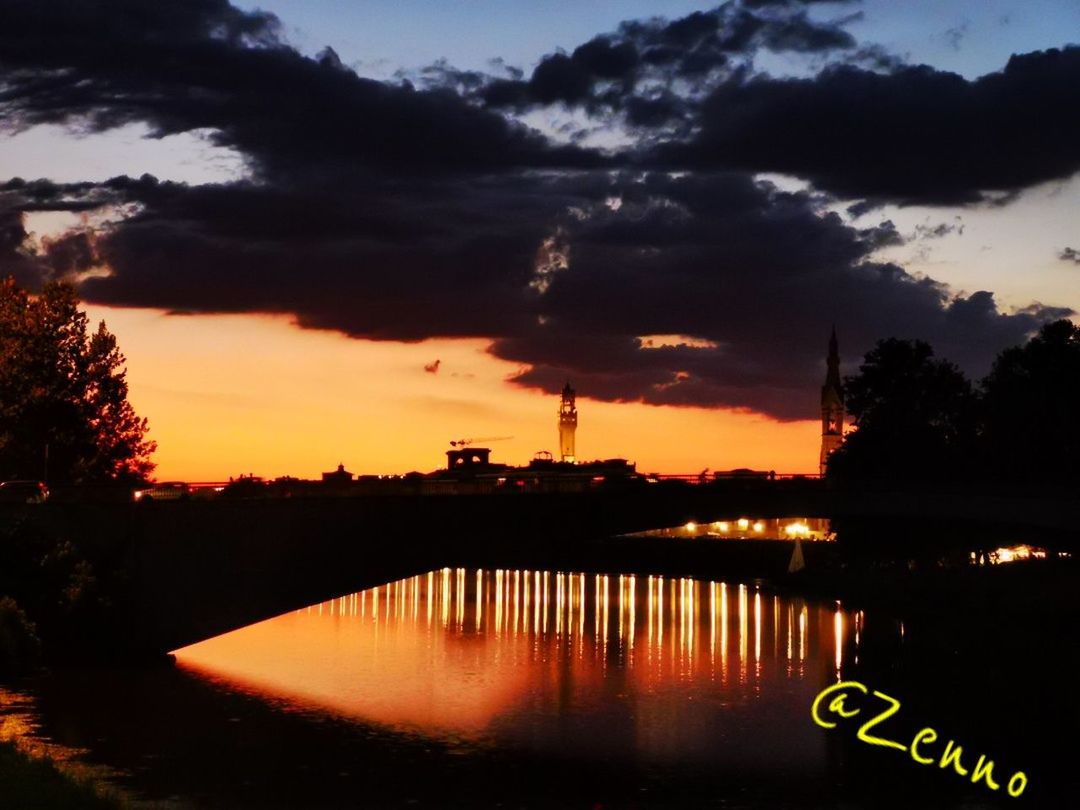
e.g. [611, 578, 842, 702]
[819, 328, 845, 475]
[826, 325, 841, 389]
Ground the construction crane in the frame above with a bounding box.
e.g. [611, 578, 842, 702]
[449, 436, 513, 447]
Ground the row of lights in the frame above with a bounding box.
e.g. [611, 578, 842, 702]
[683, 519, 813, 537]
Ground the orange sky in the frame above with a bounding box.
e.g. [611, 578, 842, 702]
[86, 305, 820, 481]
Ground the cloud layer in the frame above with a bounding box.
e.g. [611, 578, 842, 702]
[1, 0, 1075, 419]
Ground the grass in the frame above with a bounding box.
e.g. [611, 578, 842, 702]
[0, 739, 122, 809]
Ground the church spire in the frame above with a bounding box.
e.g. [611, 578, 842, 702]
[826, 325, 841, 389]
[819, 328, 845, 475]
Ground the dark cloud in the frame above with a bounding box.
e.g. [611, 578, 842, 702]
[486, 173, 1066, 418]
[741, 1, 860, 7]
[0, 204, 40, 286]
[944, 21, 969, 51]
[914, 218, 964, 240]
[0, 0, 1072, 422]
[653, 46, 1080, 204]
[1060, 247, 1080, 264]
[475, 2, 858, 128]
[0, 0, 603, 178]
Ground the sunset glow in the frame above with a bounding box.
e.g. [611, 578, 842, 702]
[88, 305, 819, 481]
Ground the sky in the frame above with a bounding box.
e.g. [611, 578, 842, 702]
[1, 0, 1078, 480]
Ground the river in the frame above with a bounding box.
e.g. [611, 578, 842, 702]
[0, 565, 1071, 808]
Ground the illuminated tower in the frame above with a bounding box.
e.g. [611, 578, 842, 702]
[558, 381, 577, 463]
[819, 328, 845, 475]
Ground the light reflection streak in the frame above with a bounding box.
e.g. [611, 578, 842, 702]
[513, 571, 520, 634]
[413, 576, 419, 623]
[426, 572, 433, 624]
[456, 569, 465, 629]
[657, 576, 664, 649]
[543, 572, 550, 635]
[595, 574, 602, 639]
[475, 570, 483, 632]
[602, 576, 610, 651]
[271, 571, 857, 712]
[833, 608, 844, 678]
[441, 568, 450, 628]
[579, 574, 586, 640]
[495, 570, 503, 635]
[719, 583, 728, 686]
[618, 575, 625, 648]
[754, 590, 762, 679]
[738, 584, 748, 684]
[798, 604, 808, 672]
[773, 595, 779, 660]
[785, 604, 793, 672]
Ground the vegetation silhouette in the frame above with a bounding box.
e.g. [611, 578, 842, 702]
[0, 277, 155, 483]
[828, 319, 1080, 489]
[981, 319, 1080, 484]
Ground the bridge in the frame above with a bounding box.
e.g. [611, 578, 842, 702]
[8, 481, 1080, 659]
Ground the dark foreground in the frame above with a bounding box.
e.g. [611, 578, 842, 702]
[0, 740, 119, 809]
[2, 550, 1078, 810]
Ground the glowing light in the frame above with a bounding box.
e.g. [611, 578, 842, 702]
[784, 521, 811, 538]
[717, 521, 729, 532]
[752, 521, 765, 533]
[737, 518, 750, 531]
[989, 544, 1047, 564]
[685, 521, 697, 533]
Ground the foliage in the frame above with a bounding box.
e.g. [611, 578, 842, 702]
[981, 319, 1080, 484]
[827, 338, 978, 485]
[0, 595, 41, 676]
[828, 320, 1080, 487]
[0, 277, 155, 483]
[0, 518, 127, 666]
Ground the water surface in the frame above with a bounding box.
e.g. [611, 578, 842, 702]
[1, 568, 897, 808]
[177, 569, 847, 774]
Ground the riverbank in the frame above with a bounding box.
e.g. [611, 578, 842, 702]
[0, 739, 121, 809]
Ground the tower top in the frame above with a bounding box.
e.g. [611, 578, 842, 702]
[825, 327, 841, 390]
[562, 381, 575, 399]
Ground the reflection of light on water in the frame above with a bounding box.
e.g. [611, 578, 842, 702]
[442, 568, 451, 628]
[785, 604, 793, 676]
[475, 570, 483, 631]
[798, 605, 807, 666]
[720, 583, 728, 686]
[754, 591, 762, 666]
[602, 575, 609, 651]
[174, 569, 854, 761]
[833, 608, 844, 678]
[738, 584, 748, 684]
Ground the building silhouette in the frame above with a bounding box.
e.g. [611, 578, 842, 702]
[322, 463, 354, 483]
[819, 328, 845, 475]
[445, 447, 496, 471]
[559, 382, 577, 463]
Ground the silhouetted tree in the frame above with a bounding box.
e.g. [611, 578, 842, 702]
[0, 277, 155, 482]
[827, 338, 977, 485]
[981, 319, 1080, 485]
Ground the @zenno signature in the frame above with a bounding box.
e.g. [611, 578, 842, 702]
[811, 680, 1029, 799]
